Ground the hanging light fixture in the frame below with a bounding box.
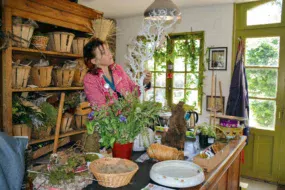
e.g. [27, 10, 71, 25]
[144, 0, 181, 20]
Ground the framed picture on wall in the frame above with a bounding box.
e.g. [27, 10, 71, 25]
[208, 47, 228, 70]
[206, 96, 225, 112]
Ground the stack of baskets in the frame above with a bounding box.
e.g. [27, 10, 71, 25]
[12, 65, 31, 89]
[31, 66, 53, 87]
[47, 32, 75, 52]
[74, 102, 92, 129]
[12, 23, 35, 48]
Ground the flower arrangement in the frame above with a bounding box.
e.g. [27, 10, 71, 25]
[86, 92, 161, 148]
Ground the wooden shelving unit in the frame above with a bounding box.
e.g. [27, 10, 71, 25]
[2, 0, 103, 153]
[29, 130, 87, 145]
[12, 87, 84, 92]
[12, 47, 83, 58]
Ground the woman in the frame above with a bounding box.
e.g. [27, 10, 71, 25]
[83, 38, 152, 107]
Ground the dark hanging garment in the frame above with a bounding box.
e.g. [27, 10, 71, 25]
[226, 39, 250, 141]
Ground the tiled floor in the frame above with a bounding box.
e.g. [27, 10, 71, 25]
[240, 177, 278, 190]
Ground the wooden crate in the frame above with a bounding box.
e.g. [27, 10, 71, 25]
[47, 32, 75, 52]
[53, 68, 75, 87]
[12, 65, 31, 88]
[12, 24, 35, 48]
[31, 66, 53, 87]
[193, 142, 230, 172]
[72, 37, 89, 55]
[13, 124, 31, 140]
[75, 102, 92, 129]
[61, 113, 73, 133]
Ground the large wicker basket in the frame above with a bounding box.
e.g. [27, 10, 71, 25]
[30, 66, 53, 87]
[72, 38, 89, 55]
[47, 32, 75, 52]
[73, 59, 88, 87]
[13, 124, 32, 140]
[90, 158, 139, 188]
[31, 35, 49, 50]
[52, 68, 75, 87]
[12, 24, 35, 48]
[12, 65, 31, 88]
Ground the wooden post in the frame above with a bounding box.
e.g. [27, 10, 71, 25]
[210, 70, 214, 125]
[219, 81, 224, 114]
[53, 93, 65, 153]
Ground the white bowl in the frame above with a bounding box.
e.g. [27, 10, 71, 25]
[150, 160, 205, 188]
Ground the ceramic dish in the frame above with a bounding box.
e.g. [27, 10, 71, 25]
[150, 160, 205, 188]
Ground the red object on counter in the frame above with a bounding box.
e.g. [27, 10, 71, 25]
[112, 142, 134, 160]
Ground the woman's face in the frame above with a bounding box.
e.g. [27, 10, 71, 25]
[91, 44, 114, 67]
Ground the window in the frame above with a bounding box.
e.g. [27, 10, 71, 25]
[145, 32, 204, 113]
[247, 0, 282, 26]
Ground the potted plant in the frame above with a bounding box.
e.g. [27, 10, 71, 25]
[196, 123, 216, 149]
[82, 113, 100, 153]
[87, 92, 161, 159]
[12, 96, 43, 139]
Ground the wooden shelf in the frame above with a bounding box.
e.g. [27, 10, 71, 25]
[29, 129, 87, 145]
[12, 47, 83, 58]
[12, 87, 84, 92]
[210, 114, 247, 121]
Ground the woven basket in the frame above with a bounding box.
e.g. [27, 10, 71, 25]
[12, 65, 31, 88]
[90, 158, 139, 188]
[12, 24, 35, 48]
[60, 113, 73, 133]
[73, 59, 88, 86]
[75, 102, 92, 129]
[72, 38, 89, 55]
[47, 32, 75, 52]
[31, 66, 53, 87]
[53, 68, 75, 87]
[31, 36, 49, 50]
[13, 124, 31, 140]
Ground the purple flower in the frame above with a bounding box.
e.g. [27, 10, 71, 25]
[119, 115, 127, 123]
[88, 111, 95, 120]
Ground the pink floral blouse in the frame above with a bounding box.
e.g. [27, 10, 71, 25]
[83, 64, 139, 107]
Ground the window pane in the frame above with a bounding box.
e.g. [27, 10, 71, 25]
[147, 59, 154, 71]
[245, 37, 280, 67]
[249, 99, 276, 129]
[144, 88, 154, 101]
[173, 89, 184, 104]
[156, 61, 167, 72]
[246, 68, 277, 98]
[186, 59, 199, 72]
[173, 73, 185, 88]
[155, 88, 166, 105]
[174, 57, 185, 72]
[155, 73, 166, 87]
[185, 90, 199, 111]
[247, 0, 282, 26]
[186, 73, 198, 88]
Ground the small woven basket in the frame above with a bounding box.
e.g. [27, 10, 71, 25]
[52, 68, 75, 87]
[89, 158, 139, 188]
[47, 32, 75, 52]
[31, 36, 49, 50]
[12, 24, 35, 48]
[60, 113, 73, 133]
[12, 65, 31, 88]
[30, 66, 53, 87]
[72, 38, 89, 55]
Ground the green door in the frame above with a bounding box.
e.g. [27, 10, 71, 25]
[235, 0, 285, 184]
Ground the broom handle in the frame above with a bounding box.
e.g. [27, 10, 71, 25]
[53, 93, 65, 153]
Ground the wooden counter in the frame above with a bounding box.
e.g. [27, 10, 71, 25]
[186, 136, 247, 190]
[86, 136, 247, 190]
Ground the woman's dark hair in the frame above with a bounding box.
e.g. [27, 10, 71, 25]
[83, 38, 106, 75]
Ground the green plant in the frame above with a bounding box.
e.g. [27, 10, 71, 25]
[87, 92, 161, 148]
[12, 96, 44, 127]
[196, 123, 216, 138]
[40, 102, 58, 128]
[64, 92, 81, 111]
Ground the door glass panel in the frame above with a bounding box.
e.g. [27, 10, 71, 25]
[245, 37, 280, 67]
[173, 73, 185, 88]
[174, 57, 185, 71]
[144, 88, 154, 101]
[246, 68, 278, 98]
[249, 99, 276, 129]
[186, 73, 198, 88]
[247, 0, 282, 26]
[155, 73, 166, 87]
[155, 88, 166, 105]
[173, 89, 184, 104]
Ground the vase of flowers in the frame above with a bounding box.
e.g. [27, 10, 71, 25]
[87, 92, 161, 159]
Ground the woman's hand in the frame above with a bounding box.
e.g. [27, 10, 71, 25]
[143, 70, 152, 85]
